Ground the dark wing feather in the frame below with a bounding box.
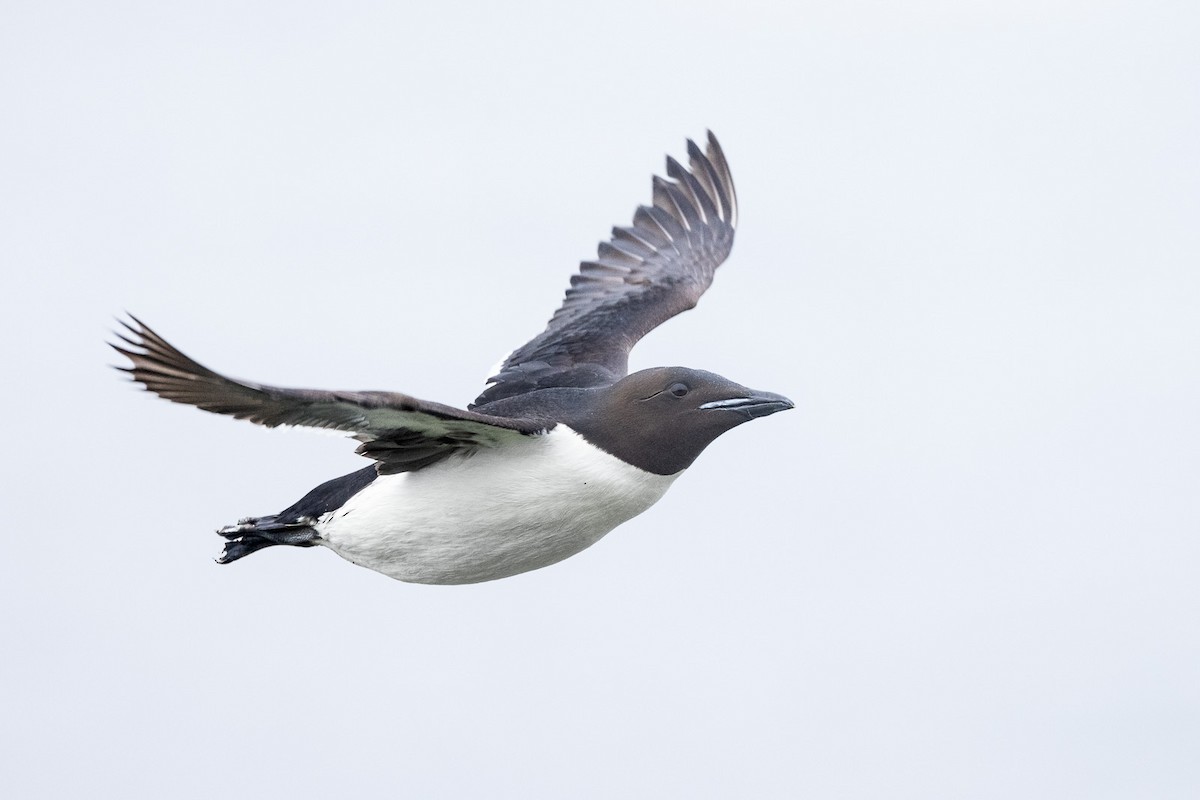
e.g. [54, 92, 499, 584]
[472, 131, 737, 408]
[112, 316, 549, 475]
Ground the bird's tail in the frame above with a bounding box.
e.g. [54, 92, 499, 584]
[216, 516, 319, 563]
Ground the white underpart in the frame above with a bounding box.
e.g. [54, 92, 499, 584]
[316, 426, 681, 584]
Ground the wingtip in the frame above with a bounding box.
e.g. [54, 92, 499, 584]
[108, 314, 151, 374]
[107, 328, 139, 369]
[120, 312, 167, 346]
[115, 311, 145, 333]
[110, 313, 149, 355]
[700, 130, 736, 228]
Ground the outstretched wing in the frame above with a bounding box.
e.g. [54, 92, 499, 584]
[112, 316, 550, 475]
[472, 131, 737, 408]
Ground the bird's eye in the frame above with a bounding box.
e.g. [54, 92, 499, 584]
[669, 383, 690, 397]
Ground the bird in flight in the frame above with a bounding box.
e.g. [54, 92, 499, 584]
[113, 132, 792, 585]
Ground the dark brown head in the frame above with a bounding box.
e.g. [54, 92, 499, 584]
[566, 367, 793, 475]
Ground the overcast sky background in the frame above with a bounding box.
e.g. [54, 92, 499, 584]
[2, 1, 1197, 797]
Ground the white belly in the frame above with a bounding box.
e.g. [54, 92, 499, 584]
[316, 426, 680, 584]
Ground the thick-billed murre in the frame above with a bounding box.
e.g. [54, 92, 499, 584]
[113, 132, 793, 584]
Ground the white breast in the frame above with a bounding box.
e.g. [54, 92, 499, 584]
[316, 426, 680, 584]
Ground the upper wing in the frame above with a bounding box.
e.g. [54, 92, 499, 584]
[112, 316, 550, 475]
[471, 131, 737, 408]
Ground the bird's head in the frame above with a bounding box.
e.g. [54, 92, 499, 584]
[571, 367, 793, 475]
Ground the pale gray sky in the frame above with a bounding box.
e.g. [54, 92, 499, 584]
[2, 1, 1198, 798]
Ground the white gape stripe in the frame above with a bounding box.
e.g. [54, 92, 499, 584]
[316, 426, 681, 584]
[698, 397, 755, 409]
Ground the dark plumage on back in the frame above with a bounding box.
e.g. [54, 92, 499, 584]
[472, 131, 737, 408]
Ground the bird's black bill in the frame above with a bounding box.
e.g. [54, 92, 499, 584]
[699, 391, 794, 419]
